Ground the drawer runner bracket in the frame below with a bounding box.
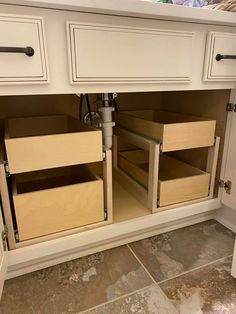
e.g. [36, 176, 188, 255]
[3, 161, 10, 177]
[1, 225, 8, 251]
[104, 209, 108, 220]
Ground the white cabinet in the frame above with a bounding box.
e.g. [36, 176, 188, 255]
[0, 14, 49, 84]
[220, 93, 236, 210]
[232, 241, 236, 278]
[204, 32, 236, 82]
[218, 91, 236, 278]
[1, 1, 236, 297]
[67, 22, 195, 84]
[0, 205, 7, 299]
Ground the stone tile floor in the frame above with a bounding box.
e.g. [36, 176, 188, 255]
[0, 219, 236, 313]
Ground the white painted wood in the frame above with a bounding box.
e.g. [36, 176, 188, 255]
[232, 240, 236, 278]
[7, 211, 215, 279]
[68, 22, 195, 83]
[0, 204, 8, 298]
[0, 4, 236, 94]
[221, 91, 236, 210]
[215, 206, 236, 233]
[218, 89, 236, 202]
[0, 14, 49, 84]
[2, 0, 236, 27]
[6, 198, 219, 279]
[204, 32, 236, 81]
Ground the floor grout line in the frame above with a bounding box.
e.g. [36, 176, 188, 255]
[157, 254, 233, 285]
[78, 283, 157, 313]
[77, 253, 233, 314]
[126, 243, 157, 284]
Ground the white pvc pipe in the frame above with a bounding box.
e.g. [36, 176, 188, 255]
[99, 106, 115, 149]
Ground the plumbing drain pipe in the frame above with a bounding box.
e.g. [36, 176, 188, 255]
[99, 93, 115, 150]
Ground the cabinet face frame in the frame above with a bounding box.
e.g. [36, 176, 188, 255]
[232, 241, 236, 278]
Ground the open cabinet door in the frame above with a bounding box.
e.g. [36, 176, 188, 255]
[232, 243, 236, 278]
[0, 203, 7, 298]
[220, 89, 236, 278]
[221, 90, 236, 210]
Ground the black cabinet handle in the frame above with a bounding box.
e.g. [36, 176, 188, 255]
[0, 46, 34, 56]
[216, 54, 236, 61]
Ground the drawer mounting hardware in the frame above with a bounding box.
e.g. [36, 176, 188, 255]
[1, 226, 8, 251]
[219, 179, 232, 194]
[3, 161, 10, 177]
[216, 54, 236, 61]
[226, 103, 236, 112]
[104, 209, 108, 220]
[0, 46, 34, 57]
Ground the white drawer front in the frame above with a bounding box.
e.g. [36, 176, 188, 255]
[67, 22, 195, 84]
[0, 14, 49, 84]
[204, 32, 236, 81]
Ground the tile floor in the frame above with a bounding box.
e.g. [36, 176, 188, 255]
[0, 219, 235, 314]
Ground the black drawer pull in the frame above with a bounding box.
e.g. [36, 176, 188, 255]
[216, 54, 236, 61]
[0, 46, 34, 57]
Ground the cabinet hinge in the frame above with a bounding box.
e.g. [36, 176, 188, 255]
[1, 225, 8, 251]
[219, 179, 232, 194]
[3, 160, 10, 177]
[159, 144, 163, 153]
[104, 209, 108, 221]
[103, 151, 106, 161]
[226, 103, 236, 112]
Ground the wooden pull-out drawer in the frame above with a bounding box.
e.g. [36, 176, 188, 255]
[67, 22, 195, 84]
[13, 165, 104, 241]
[115, 110, 216, 152]
[0, 14, 49, 84]
[204, 32, 236, 81]
[5, 115, 102, 174]
[119, 150, 210, 207]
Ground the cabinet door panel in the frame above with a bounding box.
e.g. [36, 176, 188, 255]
[0, 14, 49, 84]
[232, 241, 236, 278]
[221, 103, 236, 210]
[67, 22, 195, 84]
[204, 32, 236, 81]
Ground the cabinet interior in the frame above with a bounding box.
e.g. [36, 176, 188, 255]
[0, 89, 230, 246]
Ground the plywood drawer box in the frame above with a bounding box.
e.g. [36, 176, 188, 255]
[204, 32, 236, 81]
[115, 110, 216, 152]
[0, 14, 49, 84]
[67, 21, 195, 83]
[118, 150, 210, 207]
[5, 115, 103, 174]
[12, 165, 104, 241]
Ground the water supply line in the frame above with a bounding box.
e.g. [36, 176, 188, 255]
[99, 93, 116, 150]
